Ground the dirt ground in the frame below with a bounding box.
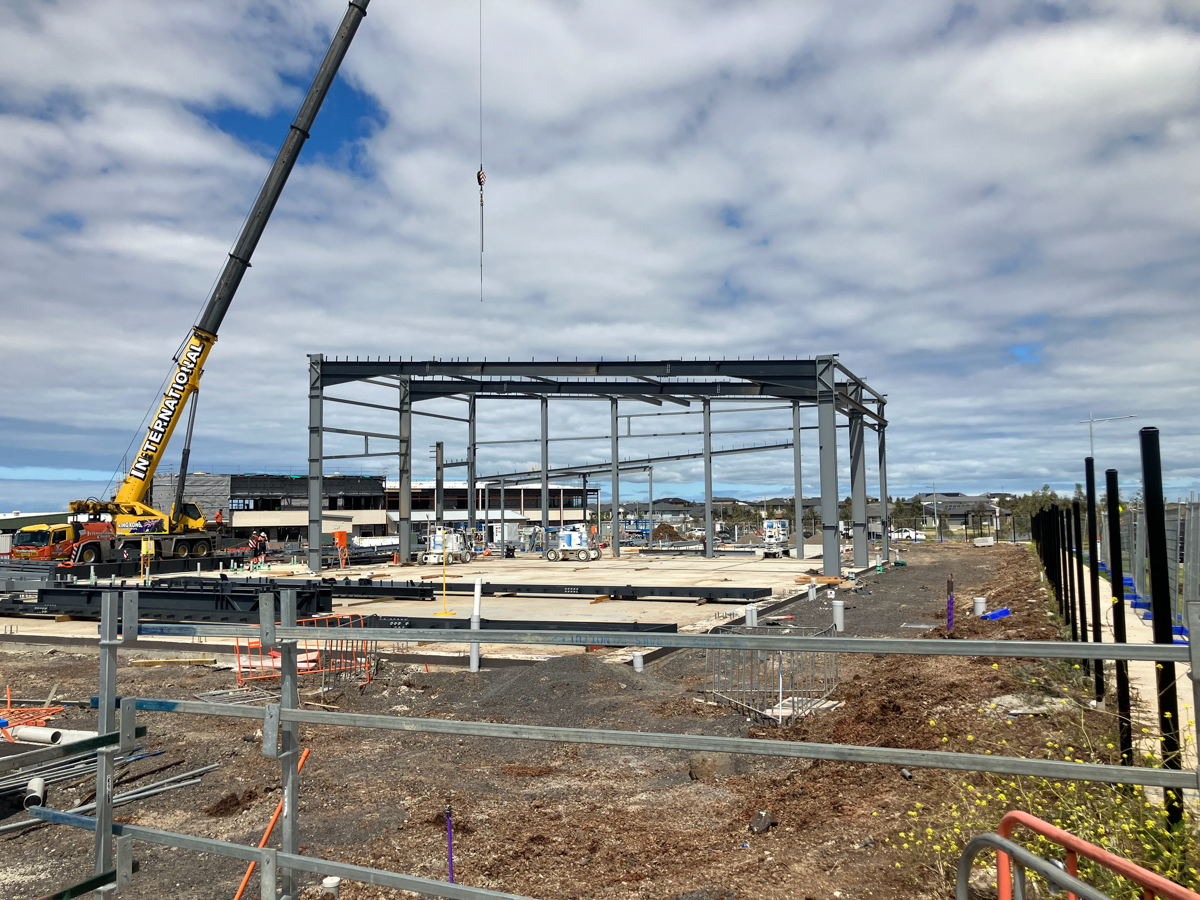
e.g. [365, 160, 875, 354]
[1, 542, 1112, 900]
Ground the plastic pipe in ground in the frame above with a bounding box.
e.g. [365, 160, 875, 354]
[232, 747, 311, 900]
[23, 777, 45, 809]
[9, 726, 62, 744]
[832, 600, 845, 633]
[470, 579, 482, 673]
[973, 597, 986, 617]
[745, 605, 758, 627]
[632, 652, 645, 673]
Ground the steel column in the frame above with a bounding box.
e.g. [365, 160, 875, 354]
[817, 356, 840, 577]
[398, 377, 412, 564]
[540, 397, 549, 532]
[849, 407, 867, 568]
[878, 418, 890, 563]
[279, 589, 300, 896]
[307, 355, 324, 573]
[704, 399, 714, 558]
[467, 396, 477, 541]
[648, 467, 654, 540]
[435, 442, 444, 529]
[611, 399, 620, 558]
[792, 400, 804, 560]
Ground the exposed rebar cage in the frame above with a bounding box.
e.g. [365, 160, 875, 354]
[704, 623, 838, 723]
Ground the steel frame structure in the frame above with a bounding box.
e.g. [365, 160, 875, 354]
[308, 355, 889, 574]
[23, 590, 1200, 899]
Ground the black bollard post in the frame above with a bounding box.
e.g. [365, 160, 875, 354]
[1139, 427, 1183, 825]
[1073, 501, 1091, 676]
[1085, 459, 1105, 703]
[1063, 507, 1079, 641]
[1105, 469, 1133, 766]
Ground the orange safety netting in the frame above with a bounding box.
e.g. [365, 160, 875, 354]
[235, 614, 376, 687]
[0, 686, 66, 742]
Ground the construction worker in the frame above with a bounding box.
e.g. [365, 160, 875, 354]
[214, 509, 224, 526]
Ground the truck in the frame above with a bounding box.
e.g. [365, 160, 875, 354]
[762, 519, 790, 559]
[418, 527, 473, 566]
[544, 524, 602, 562]
[10, 522, 108, 562]
[22, 2, 370, 565]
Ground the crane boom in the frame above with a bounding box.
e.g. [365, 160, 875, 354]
[107, 0, 370, 507]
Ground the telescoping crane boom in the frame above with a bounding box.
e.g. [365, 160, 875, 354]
[61, 0, 371, 556]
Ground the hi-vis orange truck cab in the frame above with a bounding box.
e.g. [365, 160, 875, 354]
[10, 523, 90, 560]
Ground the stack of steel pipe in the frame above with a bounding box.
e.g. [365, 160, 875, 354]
[0, 746, 159, 799]
[0, 762, 219, 836]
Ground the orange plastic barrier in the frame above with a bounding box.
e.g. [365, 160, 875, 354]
[235, 614, 375, 687]
[997, 810, 1200, 900]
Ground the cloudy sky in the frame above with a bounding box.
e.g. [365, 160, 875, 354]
[2, 0, 1200, 513]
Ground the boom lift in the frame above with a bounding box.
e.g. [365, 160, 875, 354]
[46, 1, 371, 564]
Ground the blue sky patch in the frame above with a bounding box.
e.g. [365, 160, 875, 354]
[22, 211, 84, 242]
[197, 76, 385, 173]
[1009, 342, 1042, 364]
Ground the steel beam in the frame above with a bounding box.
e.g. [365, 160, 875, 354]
[817, 356, 840, 576]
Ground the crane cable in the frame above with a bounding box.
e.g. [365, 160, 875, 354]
[477, 0, 485, 302]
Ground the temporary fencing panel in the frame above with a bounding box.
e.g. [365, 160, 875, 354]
[704, 623, 838, 723]
[236, 614, 377, 688]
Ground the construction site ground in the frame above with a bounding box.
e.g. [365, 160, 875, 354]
[0, 542, 1163, 900]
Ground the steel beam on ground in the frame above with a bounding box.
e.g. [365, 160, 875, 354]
[817, 356, 840, 577]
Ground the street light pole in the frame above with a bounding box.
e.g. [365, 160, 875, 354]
[1081, 412, 1137, 458]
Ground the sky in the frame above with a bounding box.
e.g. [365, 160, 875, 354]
[3, 0, 1200, 512]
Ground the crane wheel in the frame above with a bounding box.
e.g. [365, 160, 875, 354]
[576, 549, 588, 562]
[80, 545, 99, 565]
[459, 551, 472, 564]
[589, 549, 601, 561]
[546, 549, 560, 562]
[193, 541, 211, 557]
[174, 543, 190, 559]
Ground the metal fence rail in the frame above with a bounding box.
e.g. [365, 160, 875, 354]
[24, 587, 1200, 900]
[705, 623, 838, 722]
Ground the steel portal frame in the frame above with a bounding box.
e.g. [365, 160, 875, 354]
[307, 355, 889, 574]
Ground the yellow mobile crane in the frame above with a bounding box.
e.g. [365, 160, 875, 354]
[51, 1, 372, 564]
